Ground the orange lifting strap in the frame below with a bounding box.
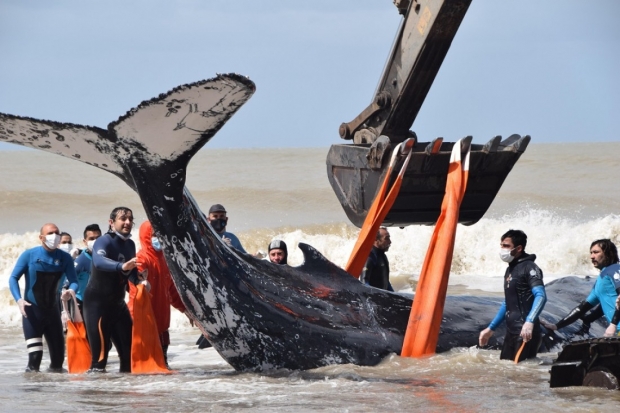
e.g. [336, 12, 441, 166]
[345, 139, 414, 277]
[63, 290, 91, 374]
[401, 138, 470, 357]
[131, 283, 171, 374]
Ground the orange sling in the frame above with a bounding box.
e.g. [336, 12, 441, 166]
[401, 138, 470, 357]
[130, 283, 171, 374]
[62, 291, 91, 374]
[345, 139, 414, 277]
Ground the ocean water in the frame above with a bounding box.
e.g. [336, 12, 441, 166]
[1, 142, 620, 411]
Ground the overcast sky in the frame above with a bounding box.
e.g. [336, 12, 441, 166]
[0, 0, 618, 150]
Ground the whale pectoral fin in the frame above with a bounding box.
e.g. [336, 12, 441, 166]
[110, 74, 255, 163]
[0, 114, 123, 177]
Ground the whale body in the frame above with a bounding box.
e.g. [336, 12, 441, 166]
[0, 74, 604, 371]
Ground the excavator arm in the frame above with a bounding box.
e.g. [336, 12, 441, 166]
[327, 0, 530, 227]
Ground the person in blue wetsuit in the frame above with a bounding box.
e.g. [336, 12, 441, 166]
[83, 207, 147, 372]
[58, 224, 102, 316]
[207, 203, 247, 253]
[541, 239, 620, 337]
[8, 222, 78, 372]
[479, 229, 547, 362]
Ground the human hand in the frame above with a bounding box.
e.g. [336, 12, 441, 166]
[479, 327, 494, 347]
[520, 321, 534, 342]
[221, 236, 232, 247]
[140, 280, 151, 293]
[122, 257, 138, 272]
[60, 289, 74, 302]
[17, 298, 31, 318]
[70, 248, 80, 259]
[604, 324, 618, 337]
[539, 318, 557, 331]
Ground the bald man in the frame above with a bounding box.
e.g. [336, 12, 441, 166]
[9, 223, 78, 372]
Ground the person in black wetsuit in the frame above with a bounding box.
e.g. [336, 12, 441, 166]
[8, 223, 78, 372]
[479, 229, 547, 362]
[359, 227, 394, 292]
[83, 207, 147, 372]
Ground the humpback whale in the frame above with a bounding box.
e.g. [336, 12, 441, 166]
[0, 74, 604, 371]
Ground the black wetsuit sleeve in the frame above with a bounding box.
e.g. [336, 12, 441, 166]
[611, 309, 620, 326]
[556, 300, 594, 329]
[526, 263, 544, 289]
[92, 236, 123, 273]
[360, 257, 375, 285]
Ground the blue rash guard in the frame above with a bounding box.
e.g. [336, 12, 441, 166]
[9, 246, 78, 306]
[585, 264, 620, 332]
[57, 250, 92, 302]
[72, 249, 93, 301]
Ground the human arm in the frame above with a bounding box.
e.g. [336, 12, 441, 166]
[520, 285, 546, 342]
[223, 233, 247, 254]
[479, 301, 506, 347]
[92, 235, 139, 274]
[9, 251, 32, 317]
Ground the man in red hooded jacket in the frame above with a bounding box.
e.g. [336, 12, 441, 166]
[128, 221, 187, 367]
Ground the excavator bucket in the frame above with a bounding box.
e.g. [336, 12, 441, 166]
[327, 134, 529, 227]
[327, 0, 530, 227]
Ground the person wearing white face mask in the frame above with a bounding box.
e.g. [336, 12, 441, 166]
[58, 232, 80, 259]
[60, 224, 102, 315]
[479, 229, 547, 362]
[8, 222, 79, 372]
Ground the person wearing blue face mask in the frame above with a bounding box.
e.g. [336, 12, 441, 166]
[128, 220, 189, 368]
[207, 204, 247, 253]
[479, 229, 547, 362]
[9, 222, 78, 372]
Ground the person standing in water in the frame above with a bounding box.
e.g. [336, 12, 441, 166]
[8, 223, 78, 372]
[360, 227, 394, 292]
[128, 220, 188, 367]
[83, 207, 147, 372]
[541, 239, 620, 337]
[479, 229, 547, 362]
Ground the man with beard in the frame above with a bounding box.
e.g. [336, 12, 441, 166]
[83, 207, 147, 372]
[541, 239, 620, 337]
[360, 227, 394, 292]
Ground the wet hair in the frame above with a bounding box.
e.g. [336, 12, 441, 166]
[83, 223, 102, 239]
[590, 239, 619, 266]
[59, 232, 72, 241]
[108, 206, 133, 232]
[501, 229, 527, 249]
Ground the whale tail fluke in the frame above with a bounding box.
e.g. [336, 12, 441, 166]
[0, 74, 256, 189]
